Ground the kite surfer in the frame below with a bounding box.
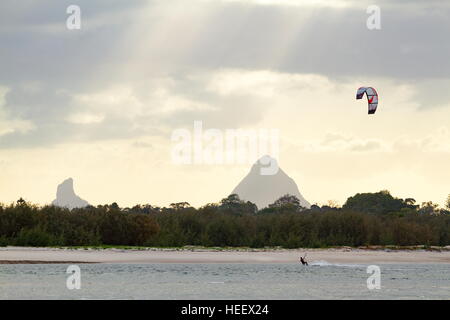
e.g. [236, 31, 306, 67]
[300, 254, 308, 266]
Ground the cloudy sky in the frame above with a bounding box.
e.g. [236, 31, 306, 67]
[0, 0, 449, 208]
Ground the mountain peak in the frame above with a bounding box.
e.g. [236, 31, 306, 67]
[249, 155, 278, 175]
[231, 157, 310, 210]
[52, 178, 89, 209]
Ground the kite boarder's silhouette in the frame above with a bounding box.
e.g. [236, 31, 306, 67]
[300, 254, 308, 266]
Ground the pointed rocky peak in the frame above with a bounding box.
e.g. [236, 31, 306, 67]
[52, 178, 89, 209]
[231, 156, 310, 210]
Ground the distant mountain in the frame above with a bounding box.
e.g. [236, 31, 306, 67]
[52, 178, 89, 209]
[231, 156, 310, 209]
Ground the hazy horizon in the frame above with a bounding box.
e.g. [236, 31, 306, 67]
[1, 0, 449, 208]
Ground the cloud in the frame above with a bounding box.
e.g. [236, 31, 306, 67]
[66, 112, 105, 125]
[411, 79, 450, 109]
[213, 0, 351, 8]
[0, 70, 271, 148]
[393, 127, 450, 154]
[0, 0, 449, 149]
[305, 132, 385, 153]
[296, 127, 450, 154]
[0, 86, 35, 137]
[350, 140, 382, 152]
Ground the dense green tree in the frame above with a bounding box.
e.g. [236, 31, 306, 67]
[170, 202, 191, 211]
[219, 194, 257, 215]
[343, 190, 412, 214]
[268, 194, 306, 213]
[418, 201, 440, 215]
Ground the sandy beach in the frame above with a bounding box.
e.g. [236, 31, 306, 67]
[1, 246, 450, 264]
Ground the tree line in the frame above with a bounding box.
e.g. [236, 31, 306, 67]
[1, 191, 449, 248]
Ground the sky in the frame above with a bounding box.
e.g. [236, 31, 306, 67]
[0, 0, 449, 208]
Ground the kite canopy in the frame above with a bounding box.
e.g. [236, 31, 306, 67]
[356, 87, 378, 114]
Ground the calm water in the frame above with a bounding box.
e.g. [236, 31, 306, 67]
[1, 262, 450, 299]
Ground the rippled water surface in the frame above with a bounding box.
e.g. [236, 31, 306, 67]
[1, 262, 450, 299]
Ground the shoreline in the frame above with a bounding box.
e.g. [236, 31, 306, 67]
[1, 246, 450, 264]
[0, 260, 95, 264]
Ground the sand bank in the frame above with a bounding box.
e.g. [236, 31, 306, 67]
[1, 246, 450, 264]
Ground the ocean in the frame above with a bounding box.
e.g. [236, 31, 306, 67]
[1, 262, 449, 299]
